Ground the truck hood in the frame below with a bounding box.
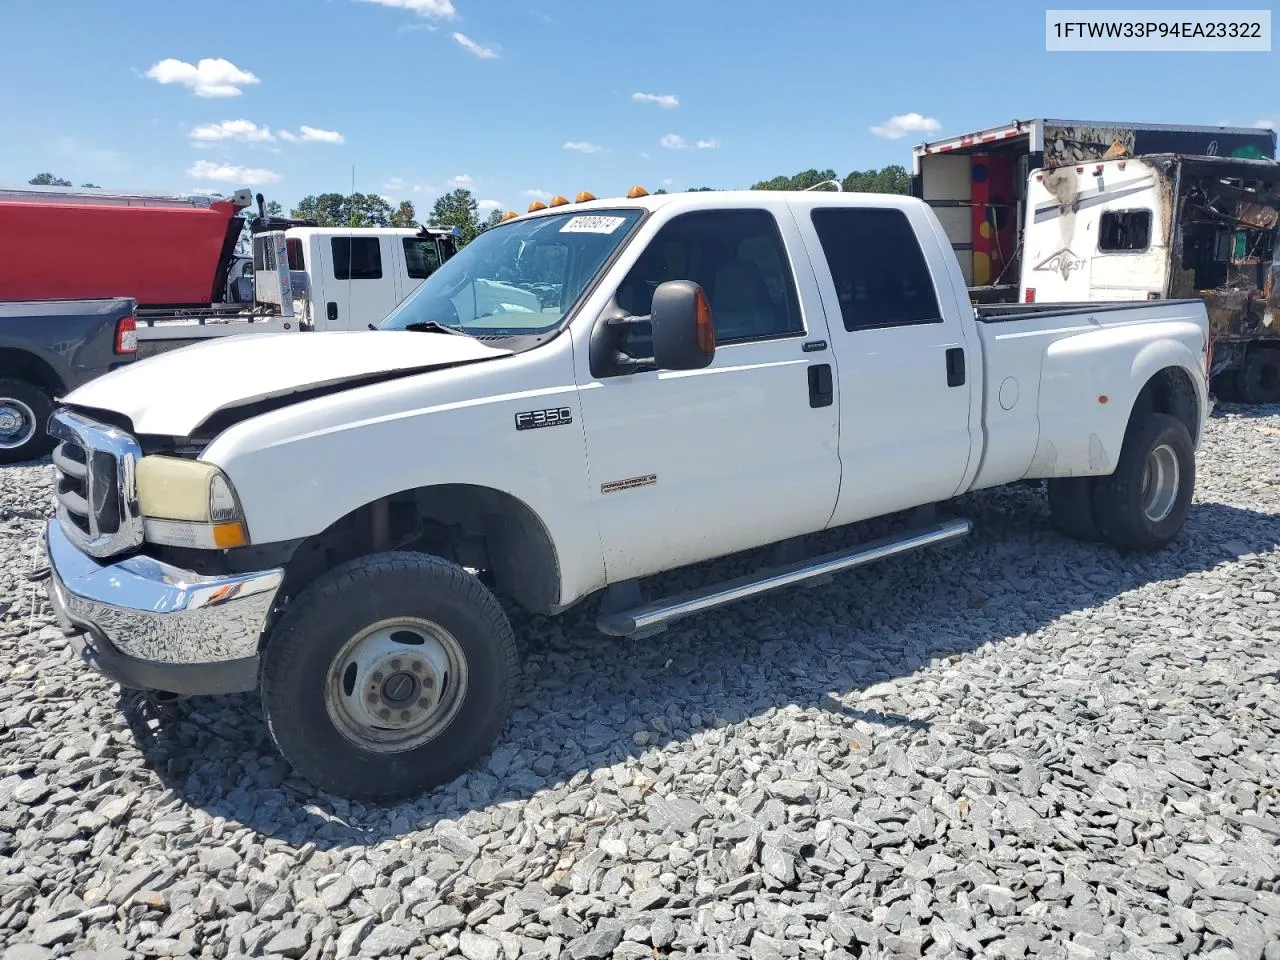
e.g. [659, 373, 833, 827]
[63, 330, 512, 436]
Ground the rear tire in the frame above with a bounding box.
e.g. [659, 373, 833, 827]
[1047, 476, 1099, 541]
[260, 551, 520, 802]
[1239, 348, 1280, 405]
[1090, 413, 1195, 552]
[1210, 369, 1240, 404]
[0, 379, 54, 465]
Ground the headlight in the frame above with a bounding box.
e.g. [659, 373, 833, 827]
[135, 456, 250, 549]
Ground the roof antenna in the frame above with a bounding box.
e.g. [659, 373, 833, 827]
[803, 179, 843, 192]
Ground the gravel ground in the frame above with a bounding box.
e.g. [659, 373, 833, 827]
[1, 403, 1278, 960]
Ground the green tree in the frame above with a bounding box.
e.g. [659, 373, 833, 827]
[751, 168, 838, 191]
[688, 186, 716, 192]
[841, 164, 910, 194]
[265, 200, 283, 217]
[429, 188, 481, 244]
[292, 193, 393, 227]
[652, 188, 669, 195]
[29, 172, 72, 186]
[81, 182, 101, 188]
[478, 208, 505, 233]
[390, 200, 418, 228]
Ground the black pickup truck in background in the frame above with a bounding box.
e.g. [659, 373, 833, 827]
[0, 298, 138, 463]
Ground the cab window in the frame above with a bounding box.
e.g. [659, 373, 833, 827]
[616, 209, 804, 342]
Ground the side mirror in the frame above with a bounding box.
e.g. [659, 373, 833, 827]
[649, 280, 716, 371]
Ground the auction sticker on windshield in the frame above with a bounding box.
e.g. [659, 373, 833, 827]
[559, 215, 627, 234]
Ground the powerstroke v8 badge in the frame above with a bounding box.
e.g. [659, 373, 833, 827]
[514, 407, 573, 431]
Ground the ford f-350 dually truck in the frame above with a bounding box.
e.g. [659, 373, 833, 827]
[38, 189, 1210, 800]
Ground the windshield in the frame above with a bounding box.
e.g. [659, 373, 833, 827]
[378, 208, 644, 336]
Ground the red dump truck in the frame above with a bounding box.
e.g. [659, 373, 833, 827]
[0, 185, 255, 309]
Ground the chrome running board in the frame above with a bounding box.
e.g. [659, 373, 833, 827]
[596, 518, 972, 637]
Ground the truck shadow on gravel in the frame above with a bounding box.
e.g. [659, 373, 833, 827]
[120, 483, 1279, 848]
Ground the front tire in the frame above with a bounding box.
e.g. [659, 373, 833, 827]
[260, 551, 520, 801]
[1090, 413, 1195, 552]
[0, 379, 54, 465]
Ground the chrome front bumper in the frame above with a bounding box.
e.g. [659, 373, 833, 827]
[44, 518, 284, 695]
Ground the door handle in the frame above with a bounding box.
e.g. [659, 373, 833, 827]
[327, 301, 339, 322]
[808, 363, 833, 408]
[945, 347, 966, 387]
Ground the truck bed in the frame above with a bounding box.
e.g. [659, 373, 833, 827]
[967, 298, 1209, 491]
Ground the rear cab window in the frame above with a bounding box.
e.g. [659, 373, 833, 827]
[809, 208, 942, 330]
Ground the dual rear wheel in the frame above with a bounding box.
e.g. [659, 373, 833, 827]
[1048, 412, 1195, 552]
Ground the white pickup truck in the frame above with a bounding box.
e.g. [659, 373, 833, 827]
[40, 190, 1210, 800]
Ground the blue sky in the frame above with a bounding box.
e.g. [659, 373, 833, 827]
[3, 0, 1275, 217]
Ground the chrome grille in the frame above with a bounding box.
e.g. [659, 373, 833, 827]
[48, 410, 144, 558]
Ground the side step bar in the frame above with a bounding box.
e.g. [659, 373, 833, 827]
[596, 518, 972, 637]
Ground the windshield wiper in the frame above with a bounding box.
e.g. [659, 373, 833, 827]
[377, 320, 470, 337]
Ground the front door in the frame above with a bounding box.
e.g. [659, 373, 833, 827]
[575, 204, 843, 583]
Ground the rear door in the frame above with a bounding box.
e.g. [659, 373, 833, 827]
[325, 234, 400, 329]
[790, 199, 977, 526]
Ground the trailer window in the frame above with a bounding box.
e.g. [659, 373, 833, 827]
[403, 238, 443, 279]
[331, 237, 383, 280]
[810, 208, 942, 330]
[1098, 210, 1151, 252]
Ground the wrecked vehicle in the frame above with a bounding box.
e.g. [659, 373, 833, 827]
[1020, 154, 1280, 404]
[39, 189, 1210, 800]
[911, 118, 1279, 402]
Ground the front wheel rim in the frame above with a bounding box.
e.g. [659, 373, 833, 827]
[1140, 443, 1180, 523]
[324, 617, 469, 754]
[0, 399, 36, 451]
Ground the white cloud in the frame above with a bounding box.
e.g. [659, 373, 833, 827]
[523, 188, 551, 200]
[869, 112, 941, 140]
[189, 119, 275, 143]
[355, 0, 456, 17]
[563, 141, 603, 154]
[633, 92, 679, 109]
[449, 174, 475, 188]
[695, 138, 718, 150]
[412, 182, 435, 193]
[478, 199, 503, 210]
[662, 178, 675, 187]
[383, 176, 405, 191]
[639, 151, 651, 160]
[186, 159, 282, 185]
[144, 58, 260, 98]
[452, 32, 499, 59]
[660, 133, 688, 150]
[277, 125, 344, 144]
[1254, 119, 1276, 130]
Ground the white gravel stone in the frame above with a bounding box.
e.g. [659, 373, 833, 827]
[1, 402, 1278, 959]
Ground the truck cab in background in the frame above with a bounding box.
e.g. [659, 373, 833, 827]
[250, 222, 463, 331]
